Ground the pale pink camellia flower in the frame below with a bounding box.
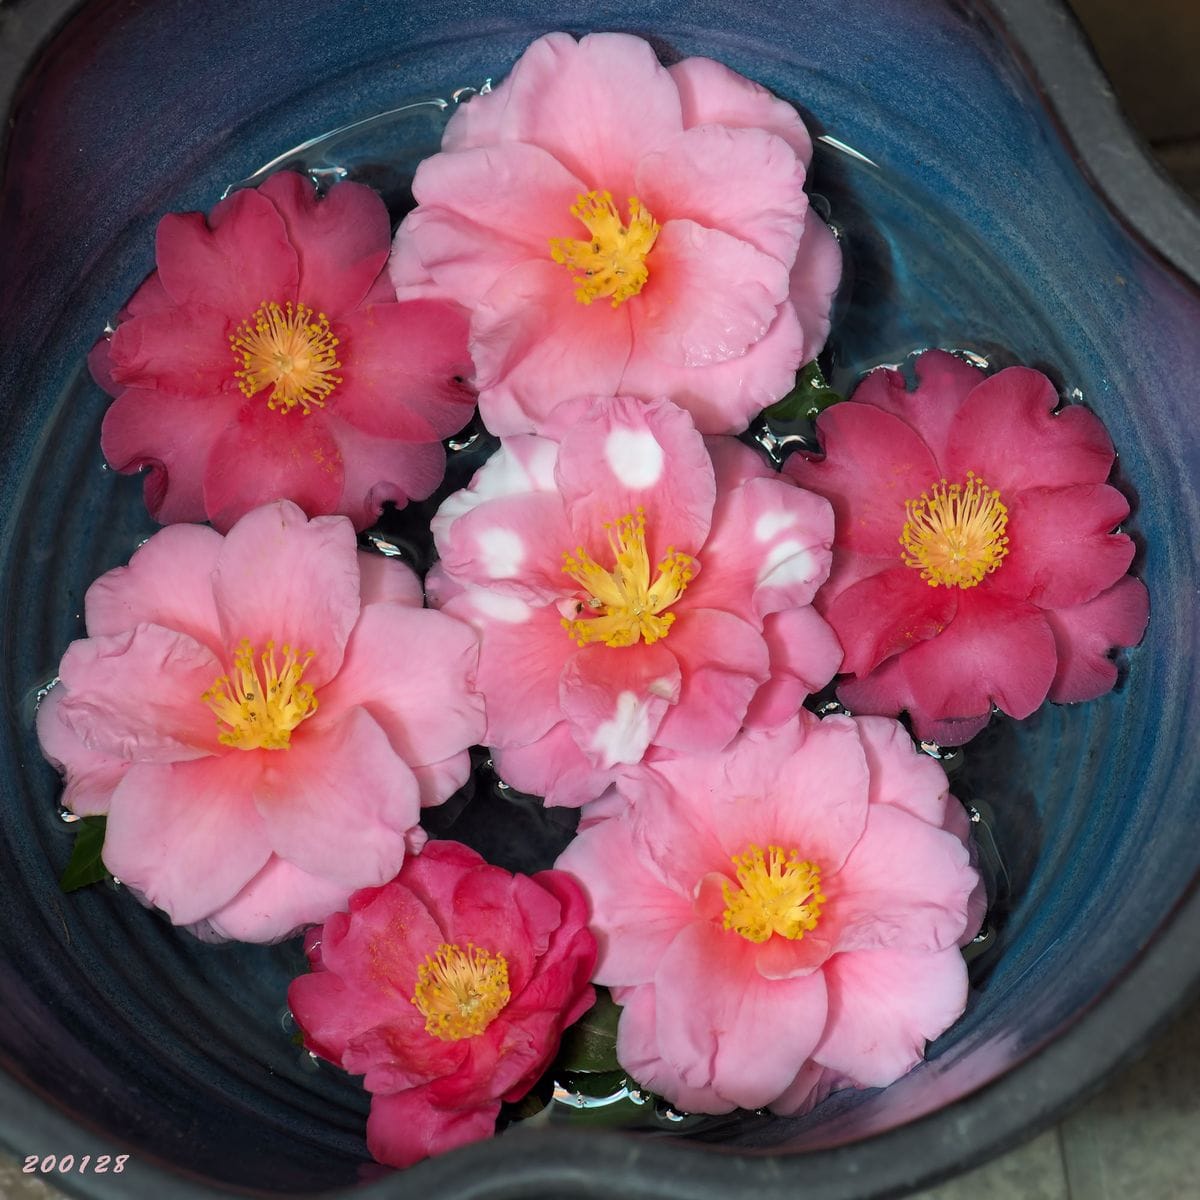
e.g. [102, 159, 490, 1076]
[288, 840, 597, 1168]
[557, 711, 985, 1116]
[426, 394, 843, 807]
[390, 31, 841, 438]
[36, 501, 485, 942]
[90, 171, 476, 532]
[785, 350, 1150, 744]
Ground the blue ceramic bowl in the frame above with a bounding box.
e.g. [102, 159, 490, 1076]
[2, 1, 1199, 1197]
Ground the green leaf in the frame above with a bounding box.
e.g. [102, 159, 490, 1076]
[765, 360, 844, 423]
[59, 816, 111, 893]
[555, 987, 621, 1073]
[560, 1067, 628, 1099]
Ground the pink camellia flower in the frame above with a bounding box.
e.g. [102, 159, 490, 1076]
[390, 31, 841, 438]
[90, 171, 476, 532]
[36, 501, 485, 942]
[784, 351, 1150, 744]
[557, 711, 984, 1116]
[288, 840, 596, 1168]
[426, 394, 842, 807]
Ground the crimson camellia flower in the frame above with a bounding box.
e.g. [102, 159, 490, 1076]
[785, 351, 1149, 743]
[90, 171, 476, 531]
[390, 31, 841, 437]
[288, 841, 597, 1168]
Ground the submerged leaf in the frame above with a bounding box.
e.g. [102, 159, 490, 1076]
[60, 816, 110, 893]
[555, 987, 621, 1073]
[766, 360, 844, 423]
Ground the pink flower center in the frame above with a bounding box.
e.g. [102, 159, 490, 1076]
[201, 639, 318, 751]
[900, 472, 1010, 589]
[411, 943, 511, 1042]
[229, 300, 343, 415]
[721, 844, 825, 944]
[561, 509, 695, 648]
[549, 190, 660, 307]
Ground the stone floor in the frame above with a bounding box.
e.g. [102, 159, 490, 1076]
[3, 1, 1198, 1198]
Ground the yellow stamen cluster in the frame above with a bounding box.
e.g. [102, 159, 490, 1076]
[900, 471, 1010, 589]
[411, 943, 511, 1042]
[722, 845, 825, 944]
[230, 300, 342, 414]
[201, 639, 317, 751]
[549, 190, 660, 307]
[561, 509, 694, 648]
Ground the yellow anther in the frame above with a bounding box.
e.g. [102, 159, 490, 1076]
[549, 191, 659, 307]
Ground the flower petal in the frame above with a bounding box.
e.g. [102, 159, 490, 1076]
[199, 855, 356, 943]
[683, 474, 835, 622]
[202, 403, 345, 533]
[210, 500, 361, 688]
[156, 187, 298, 316]
[785, 402, 940, 558]
[36, 687, 128, 816]
[254, 707, 418, 888]
[853, 714, 953, 827]
[789, 215, 842, 364]
[472, 259, 633, 436]
[744, 607, 844, 728]
[325, 415, 448, 530]
[824, 805, 976, 955]
[366, 1090, 498, 1170]
[634, 219, 789, 368]
[944, 368, 1115, 490]
[654, 921, 828, 1110]
[668, 55, 813, 164]
[316, 602, 484, 775]
[992, 483, 1134, 608]
[406, 142, 587, 307]
[106, 303, 234, 396]
[617, 296, 805, 435]
[653, 608, 769, 753]
[560, 642, 681, 769]
[57, 625, 223, 762]
[84, 523, 223, 649]
[492, 720, 618, 808]
[555, 817, 694, 987]
[495, 32, 683, 200]
[100, 387, 231, 525]
[813, 946, 968, 1087]
[103, 754, 272, 925]
[556, 395, 716, 560]
[357, 552, 423, 609]
[838, 591, 1057, 741]
[256, 172, 390, 316]
[826, 566, 958, 678]
[331, 301, 475, 441]
[1045, 575, 1149, 703]
[637, 126, 807, 266]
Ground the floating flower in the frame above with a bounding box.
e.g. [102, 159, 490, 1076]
[557, 711, 983, 1115]
[390, 31, 841, 437]
[90, 171, 476, 532]
[36, 501, 485, 941]
[288, 840, 596, 1168]
[784, 351, 1149, 743]
[427, 394, 842, 806]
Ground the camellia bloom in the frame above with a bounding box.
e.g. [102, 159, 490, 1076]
[427, 394, 842, 806]
[36, 501, 485, 941]
[557, 711, 984, 1115]
[390, 31, 841, 437]
[785, 351, 1150, 743]
[288, 840, 596, 1168]
[90, 171, 476, 532]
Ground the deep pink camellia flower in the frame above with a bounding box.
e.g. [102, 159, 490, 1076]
[36, 501, 485, 942]
[288, 840, 597, 1168]
[785, 351, 1150, 744]
[427, 394, 842, 806]
[557, 711, 985, 1116]
[390, 31, 841, 438]
[90, 171, 476, 532]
